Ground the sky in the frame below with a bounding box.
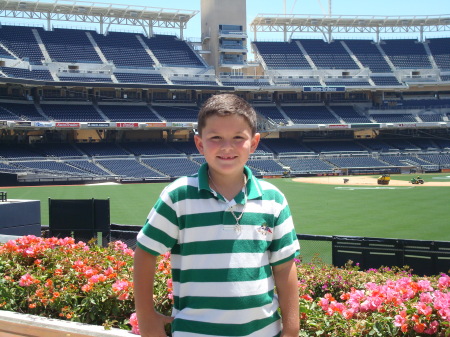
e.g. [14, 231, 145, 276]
[1, 0, 449, 42]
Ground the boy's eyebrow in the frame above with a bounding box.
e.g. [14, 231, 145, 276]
[204, 129, 249, 135]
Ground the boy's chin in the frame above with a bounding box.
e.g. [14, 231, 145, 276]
[211, 163, 244, 173]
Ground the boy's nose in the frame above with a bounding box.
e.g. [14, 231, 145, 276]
[221, 139, 233, 150]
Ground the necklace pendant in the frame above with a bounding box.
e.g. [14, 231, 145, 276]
[234, 223, 242, 233]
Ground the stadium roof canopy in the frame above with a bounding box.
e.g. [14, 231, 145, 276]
[0, 0, 198, 37]
[250, 14, 450, 42]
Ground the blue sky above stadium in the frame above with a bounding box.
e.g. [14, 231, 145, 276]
[1, 0, 449, 42]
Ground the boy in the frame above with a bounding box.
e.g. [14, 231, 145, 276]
[134, 94, 300, 337]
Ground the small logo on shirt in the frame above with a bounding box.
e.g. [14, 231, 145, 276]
[257, 223, 273, 236]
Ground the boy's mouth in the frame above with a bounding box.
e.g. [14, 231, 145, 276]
[218, 155, 237, 160]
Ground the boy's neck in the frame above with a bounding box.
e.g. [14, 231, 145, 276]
[208, 170, 247, 201]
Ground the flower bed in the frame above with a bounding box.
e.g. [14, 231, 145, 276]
[0, 236, 449, 336]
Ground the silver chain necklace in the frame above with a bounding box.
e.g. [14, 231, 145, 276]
[208, 171, 248, 233]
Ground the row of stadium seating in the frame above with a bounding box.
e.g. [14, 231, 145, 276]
[254, 38, 449, 72]
[1, 151, 449, 178]
[0, 26, 204, 68]
[0, 101, 448, 123]
[0, 24, 450, 87]
[1, 138, 449, 158]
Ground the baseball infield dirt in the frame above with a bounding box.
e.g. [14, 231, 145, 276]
[292, 175, 450, 186]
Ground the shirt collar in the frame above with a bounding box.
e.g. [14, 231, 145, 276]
[198, 163, 263, 201]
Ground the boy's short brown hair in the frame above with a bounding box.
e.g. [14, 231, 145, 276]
[197, 94, 257, 135]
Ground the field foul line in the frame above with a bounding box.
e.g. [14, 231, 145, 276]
[335, 186, 415, 190]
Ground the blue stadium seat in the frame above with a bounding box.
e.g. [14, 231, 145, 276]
[278, 157, 335, 173]
[76, 142, 130, 156]
[297, 39, 359, 69]
[39, 28, 102, 64]
[151, 105, 199, 122]
[142, 157, 201, 177]
[1, 67, 53, 81]
[96, 159, 165, 178]
[0, 102, 46, 121]
[41, 104, 105, 122]
[341, 39, 392, 73]
[253, 41, 311, 69]
[281, 105, 340, 124]
[380, 39, 432, 69]
[427, 38, 450, 70]
[143, 34, 205, 68]
[98, 105, 161, 122]
[92, 31, 155, 68]
[114, 72, 167, 84]
[370, 114, 417, 123]
[330, 106, 371, 123]
[326, 156, 391, 168]
[0, 25, 45, 64]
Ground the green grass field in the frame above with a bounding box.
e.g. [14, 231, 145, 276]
[4, 173, 450, 242]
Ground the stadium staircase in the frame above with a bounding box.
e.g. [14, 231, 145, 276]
[294, 40, 317, 70]
[31, 28, 51, 63]
[85, 32, 109, 64]
[274, 103, 293, 125]
[374, 42, 396, 72]
[93, 104, 110, 121]
[135, 35, 161, 68]
[340, 40, 364, 70]
[325, 105, 345, 123]
[34, 104, 51, 121]
[422, 41, 440, 70]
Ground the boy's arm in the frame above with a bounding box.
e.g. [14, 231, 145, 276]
[133, 246, 173, 337]
[273, 259, 300, 337]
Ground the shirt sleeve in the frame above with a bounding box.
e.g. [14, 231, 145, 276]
[136, 187, 179, 256]
[268, 197, 300, 266]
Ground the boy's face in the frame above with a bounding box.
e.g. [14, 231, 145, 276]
[194, 114, 260, 178]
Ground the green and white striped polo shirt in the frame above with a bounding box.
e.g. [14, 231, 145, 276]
[137, 163, 300, 337]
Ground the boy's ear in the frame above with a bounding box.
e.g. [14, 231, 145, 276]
[194, 134, 204, 155]
[250, 133, 261, 153]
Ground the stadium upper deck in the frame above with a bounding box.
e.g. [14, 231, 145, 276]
[0, 0, 448, 134]
[0, 23, 449, 88]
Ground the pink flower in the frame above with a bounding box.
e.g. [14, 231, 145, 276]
[342, 308, 355, 319]
[166, 279, 173, 288]
[112, 280, 129, 292]
[394, 310, 408, 331]
[19, 273, 38, 287]
[83, 268, 96, 278]
[413, 322, 426, 333]
[318, 297, 329, 311]
[81, 284, 93, 292]
[415, 302, 432, 316]
[438, 274, 450, 290]
[420, 292, 433, 304]
[300, 294, 313, 302]
[424, 320, 439, 335]
[104, 267, 115, 276]
[89, 274, 106, 284]
[118, 293, 129, 300]
[417, 279, 433, 292]
[112, 279, 132, 300]
[129, 313, 140, 335]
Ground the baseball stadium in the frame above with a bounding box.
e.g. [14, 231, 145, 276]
[0, 1, 450, 335]
[0, 0, 449, 269]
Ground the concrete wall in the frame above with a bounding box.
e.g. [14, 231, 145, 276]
[201, 0, 247, 71]
[0, 311, 132, 337]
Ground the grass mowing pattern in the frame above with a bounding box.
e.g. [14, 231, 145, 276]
[4, 174, 450, 242]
